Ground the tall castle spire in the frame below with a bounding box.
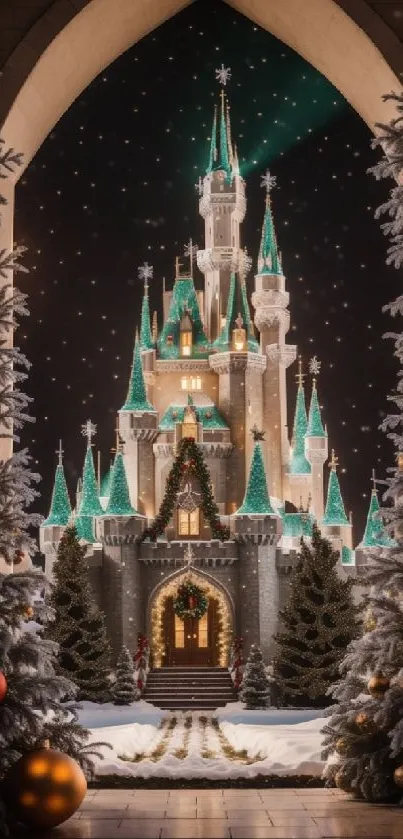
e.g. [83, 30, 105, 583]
[122, 334, 154, 412]
[43, 440, 71, 526]
[236, 428, 275, 515]
[289, 358, 311, 475]
[322, 449, 348, 525]
[306, 378, 326, 437]
[139, 266, 154, 351]
[105, 451, 136, 516]
[206, 66, 233, 180]
[258, 172, 282, 276]
[359, 471, 390, 547]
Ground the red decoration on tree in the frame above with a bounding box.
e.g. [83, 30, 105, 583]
[0, 670, 7, 702]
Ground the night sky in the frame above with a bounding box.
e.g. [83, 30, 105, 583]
[14, 0, 400, 543]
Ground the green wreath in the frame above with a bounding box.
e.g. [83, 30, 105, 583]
[173, 581, 208, 620]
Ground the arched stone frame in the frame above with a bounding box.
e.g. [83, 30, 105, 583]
[147, 565, 235, 667]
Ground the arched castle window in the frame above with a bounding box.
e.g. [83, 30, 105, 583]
[180, 312, 193, 357]
[178, 508, 200, 537]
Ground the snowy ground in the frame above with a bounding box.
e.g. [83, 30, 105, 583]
[79, 702, 326, 780]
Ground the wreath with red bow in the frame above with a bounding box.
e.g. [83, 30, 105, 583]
[173, 581, 208, 620]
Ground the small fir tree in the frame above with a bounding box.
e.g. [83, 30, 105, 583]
[239, 644, 271, 709]
[322, 95, 403, 802]
[47, 526, 112, 702]
[113, 645, 138, 705]
[273, 524, 360, 708]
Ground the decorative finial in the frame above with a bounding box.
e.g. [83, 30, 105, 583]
[296, 355, 305, 387]
[215, 64, 231, 86]
[260, 170, 277, 194]
[81, 420, 97, 447]
[329, 449, 339, 472]
[309, 355, 321, 380]
[371, 468, 377, 493]
[184, 239, 198, 276]
[56, 439, 64, 466]
[251, 425, 265, 442]
[184, 543, 195, 567]
[138, 262, 153, 292]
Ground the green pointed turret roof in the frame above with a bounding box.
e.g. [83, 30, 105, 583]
[104, 452, 137, 516]
[258, 194, 282, 276]
[235, 441, 276, 515]
[78, 446, 104, 516]
[121, 335, 154, 412]
[306, 379, 326, 437]
[358, 488, 391, 548]
[75, 514, 96, 544]
[157, 275, 210, 359]
[43, 460, 71, 527]
[289, 381, 311, 475]
[213, 273, 259, 353]
[206, 91, 232, 180]
[322, 455, 348, 525]
[139, 281, 154, 351]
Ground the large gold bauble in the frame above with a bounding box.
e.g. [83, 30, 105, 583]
[3, 747, 87, 829]
[336, 738, 348, 756]
[368, 674, 390, 698]
[354, 712, 376, 734]
[334, 767, 354, 793]
[394, 765, 403, 789]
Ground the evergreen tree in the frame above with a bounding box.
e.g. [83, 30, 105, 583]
[322, 96, 403, 802]
[273, 524, 360, 708]
[239, 645, 271, 709]
[47, 526, 112, 702]
[113, 645, 138, 705]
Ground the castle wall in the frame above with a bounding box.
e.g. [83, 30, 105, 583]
[153, 367, 217, 416]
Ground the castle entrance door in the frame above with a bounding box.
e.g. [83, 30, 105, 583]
[163, 596, 219, 666]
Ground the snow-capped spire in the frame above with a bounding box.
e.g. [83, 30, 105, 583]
[206, 67, 233, 179]
[235, 428, 275, 515]
[289, 358, 311, 475]
[121, 334, 154, 412]
[77, 444, 103, 517]
[105, 451, 136, 516]
[322, 449, 348, 525]
[359, 471, 390, 547]
[306, 378, 326, 437]
[138, 264, 154, 350]
[43, 440, 71, 526]
[257, 171, 282, 275]
[207, 105, 218, 174]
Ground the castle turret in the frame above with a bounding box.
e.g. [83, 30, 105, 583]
[321, 449, 352, 554]
[252, 174, 296, 500]
[118, 333, 158, 516]
[232, 428, 282, 660]
[75, 430, 103, 544]
[139, 275, 154, 351]
[40, 440, 71, 576]
[304, 371, 328, 519]
[288, 359, 311, 509]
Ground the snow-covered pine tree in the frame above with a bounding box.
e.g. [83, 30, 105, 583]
[322, 93, 403, 802]
[239, 644, 271, 709]
[113, 645, 138, 705]
[46, 526, 112, 702]
[273, 524, 360, 708]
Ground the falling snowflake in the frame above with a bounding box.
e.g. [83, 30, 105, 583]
[309, 356, 321, 376]
[138, 262, 154, 282]
[184, 240, 199, 261]
[215, 64, 232, 86]
[260, 170, 277, 192]
[81, 419, 97, 444]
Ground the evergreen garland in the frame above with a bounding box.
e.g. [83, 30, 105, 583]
[140, 437, 230, 542]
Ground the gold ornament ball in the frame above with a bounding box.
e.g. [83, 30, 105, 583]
[334, 767, 354, 793]
[336, 738, 348, 756]
[394, 765, 403, 789]
[4, 747, 87, 829]
[368, 674, 390, 698]
[354, 712, 376, 733]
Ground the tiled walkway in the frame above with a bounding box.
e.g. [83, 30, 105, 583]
[53, 787, 403, 838]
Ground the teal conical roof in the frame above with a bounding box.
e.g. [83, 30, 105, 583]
[236, 442, 275, 515]
[78, 447, 103, 516]
[213, 273, 259, 353]
[258, 194, 282, 276]
[359, 490, 390, 547]
[105, 452, 136, 516]
[43, 463, 71, 526]
[122, 336, 154, 412]
[157, 276, 210, 359]
[206, 93, 232, 180]
[306, 380, 326, 437]
[289, 385, 311, 475]
[140, 282, 154, 351]
[322, 466, 348, 525]
[75, 514, 96, 544]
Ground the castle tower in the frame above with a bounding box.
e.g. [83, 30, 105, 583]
[252, 174, 296, 500]
[74, 420, 103, 544]
[321, 449, 353, 555]
[288, 358, 311, 509]
[232, 427, 282, 660]
[355, 471, 392, 572]
[118, 332, 158, 516]
[305, 369, 328, 519]
[40, 440, 71, 576]
[197, 75, 246, 342]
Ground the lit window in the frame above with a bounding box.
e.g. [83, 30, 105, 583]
[198, 612, 208, 648]
[178, 508, 200, 536]
[181, 376, 201, 391]
[180, 331, 192, 357]
[174, 614, 185, 648]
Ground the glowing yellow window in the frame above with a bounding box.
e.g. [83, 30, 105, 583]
[180, 331, 192, 357]
[178, 508, 200, 537]
[174, 614, 185, 648]
[181, 377, 189, 391]
[198, 612, 208, 648]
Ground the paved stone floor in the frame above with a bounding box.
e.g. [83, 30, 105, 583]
[49, 787, 403, 838]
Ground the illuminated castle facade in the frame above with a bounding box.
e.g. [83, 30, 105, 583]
[40, 76, 378, 666]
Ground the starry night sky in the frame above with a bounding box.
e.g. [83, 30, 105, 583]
[14, 0, 401, 543]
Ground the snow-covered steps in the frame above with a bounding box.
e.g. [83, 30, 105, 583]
[144, 666, 237, 710]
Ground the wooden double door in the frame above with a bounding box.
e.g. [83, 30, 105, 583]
[163, 596, 219, 666]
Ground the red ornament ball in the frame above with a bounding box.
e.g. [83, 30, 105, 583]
[0, 670, 7, 703]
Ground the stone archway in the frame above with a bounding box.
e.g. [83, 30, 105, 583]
[148, 567, 234, 667]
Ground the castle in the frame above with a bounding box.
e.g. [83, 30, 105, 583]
[40, 69, 384, 666]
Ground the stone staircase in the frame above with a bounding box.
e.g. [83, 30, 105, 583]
[143, 666, 237, 710]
